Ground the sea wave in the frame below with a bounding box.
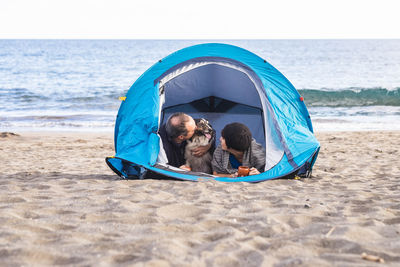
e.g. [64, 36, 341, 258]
[299, 87, 400, 107]
[0, 88, 122, 102]
[2, 87, 400, 109]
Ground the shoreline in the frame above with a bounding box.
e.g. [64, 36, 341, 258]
[3, 125, 400, 133]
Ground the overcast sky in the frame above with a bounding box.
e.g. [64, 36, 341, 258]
[0, 0, 399, 39]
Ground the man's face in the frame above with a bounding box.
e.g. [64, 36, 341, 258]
[184, 117, 196, 140]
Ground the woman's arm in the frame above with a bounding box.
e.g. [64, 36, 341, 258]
[211, 145, 227, 174]
[212, 171, 236, 178]
[250, 140, 266, 173]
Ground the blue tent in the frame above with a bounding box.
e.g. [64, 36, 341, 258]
[106, 43, 320, 182]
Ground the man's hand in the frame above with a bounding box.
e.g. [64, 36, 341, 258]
[191, 143, 211, 157]
[179, 165, 191, 171]
[249, 167, 260, 176]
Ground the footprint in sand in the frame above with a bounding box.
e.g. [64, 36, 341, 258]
[156, 203, 205, 220]
[4, 197, 26, 203]
[20, 250, 85, 265]
[383, 217, 400, 225]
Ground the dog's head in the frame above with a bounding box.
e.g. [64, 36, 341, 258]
[193, 118, 213, 141]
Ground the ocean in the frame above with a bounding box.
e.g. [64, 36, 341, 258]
[1, 39, 399, 132]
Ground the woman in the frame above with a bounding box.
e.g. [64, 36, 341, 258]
[211, 122, 265, 177]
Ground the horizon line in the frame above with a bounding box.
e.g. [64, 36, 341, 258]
[1, 37, 400, 40]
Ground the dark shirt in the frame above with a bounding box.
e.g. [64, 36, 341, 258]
[229, 154, 241, 169]
[158, 121, 216, 168]
[158, 123, 187, 168]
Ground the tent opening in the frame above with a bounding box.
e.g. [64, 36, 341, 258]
[158, 62, 285, 171]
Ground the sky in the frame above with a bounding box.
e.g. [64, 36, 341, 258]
[0, 0, 399, 39]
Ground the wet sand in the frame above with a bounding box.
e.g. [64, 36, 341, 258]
[0, 131, 399, 266]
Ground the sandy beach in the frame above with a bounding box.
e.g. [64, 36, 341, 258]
[0, 130, 399, 266]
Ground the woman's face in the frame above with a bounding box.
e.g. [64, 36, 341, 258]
[220, 136, 228, 150]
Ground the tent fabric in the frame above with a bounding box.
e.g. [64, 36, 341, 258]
[106, 43, 320, 182]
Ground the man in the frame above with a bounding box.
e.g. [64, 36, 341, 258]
[158, 112, 214, 170]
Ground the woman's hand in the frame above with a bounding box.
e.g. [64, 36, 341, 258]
[249, 167, 260, 176]
[227, 172, 237, 178]
[191, 143, 211, 157]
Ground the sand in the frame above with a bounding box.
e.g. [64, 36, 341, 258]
[0, 131, 399, 266]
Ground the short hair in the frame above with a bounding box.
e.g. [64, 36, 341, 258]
[165, 112, 190, 139]
[221, 123, 252, 151]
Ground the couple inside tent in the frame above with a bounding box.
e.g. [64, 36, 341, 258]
[157, 112, 265, 178]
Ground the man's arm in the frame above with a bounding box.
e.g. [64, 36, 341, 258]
[179, 165, 191, 171]
[191, 142, 211, 157]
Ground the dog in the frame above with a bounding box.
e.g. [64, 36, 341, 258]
[184, 118, 213, 174]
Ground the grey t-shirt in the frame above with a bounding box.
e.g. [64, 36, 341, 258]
[211, 139, 266, 174]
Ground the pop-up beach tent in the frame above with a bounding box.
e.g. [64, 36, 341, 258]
[106, 43, 320, 182]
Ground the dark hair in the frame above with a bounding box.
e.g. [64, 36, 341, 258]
[165, 112, 190, 139]
[221, 123, 252, 151]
